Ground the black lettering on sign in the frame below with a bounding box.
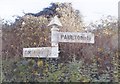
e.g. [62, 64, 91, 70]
[87, 36, 91, 41]
[60, 34, 92, 41]
[61, 35, 64, 39]
[71, 35, 74, 40]
[28, 50, 31, 54]
[64, 35, 67, 39]
[68, 35, 74, 40]
[74, 35, 77, 40]
[61, 34, 68, 40]
[77, 35, 81, 40]
[80, 35, 84, 40]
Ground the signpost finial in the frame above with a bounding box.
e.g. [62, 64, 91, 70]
[48, 16, 62, 27]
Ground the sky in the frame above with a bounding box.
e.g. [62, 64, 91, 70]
[0, 0, 119, 23]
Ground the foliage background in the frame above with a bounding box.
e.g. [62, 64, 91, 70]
[1, 3, 119, 83]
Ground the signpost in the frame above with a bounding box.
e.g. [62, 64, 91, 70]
[23, 16, 95, 58]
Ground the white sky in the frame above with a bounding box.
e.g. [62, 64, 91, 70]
[0, 0, 119, 23]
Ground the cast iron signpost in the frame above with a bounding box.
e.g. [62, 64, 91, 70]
[23, 16, 94, 58]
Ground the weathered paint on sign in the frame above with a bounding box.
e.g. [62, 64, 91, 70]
[23, 47, 51, 58]
[23, 47, 59, 58]
[58, 32, 94, 43]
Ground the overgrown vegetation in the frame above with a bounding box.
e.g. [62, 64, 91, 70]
[1, 3, 119, 83]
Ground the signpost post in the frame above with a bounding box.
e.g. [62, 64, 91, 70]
[48, 15, 62, 58]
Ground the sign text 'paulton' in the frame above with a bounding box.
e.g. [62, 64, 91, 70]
[58, 32, 94, 43]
